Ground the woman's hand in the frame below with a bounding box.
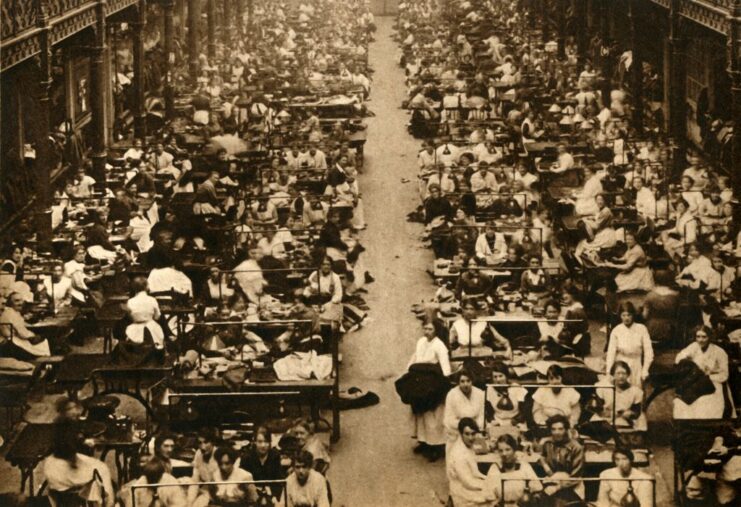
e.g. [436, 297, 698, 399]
[544, 484, 560, 496]
[622, 408, 638, 420]
[29, 335, 45, 345]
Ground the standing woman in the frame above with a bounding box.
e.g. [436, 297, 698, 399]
[606, 302, 654, 389]
[407, 320, 451, 461]
[124, 276, 165, 351]
[641, 270, 680, 346]
[446, 418, 493, 507]
[444, 370, 485, 447]
[673, 326, 729, 420]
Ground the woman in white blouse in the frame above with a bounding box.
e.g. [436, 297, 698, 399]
[407, 321, 451, 458]
[64, 245, 103, 306]
[446, 418, 494, 507]
[661, 198, 697, 260]
[605, 231, 655, 293]
[41, 263, 72, 309]
[449, 301, 488, 356]
[538, 301, 564, 343]
[532, 365, 581, 427]
[597, 361, 648, 431]
[673, 326, 729, 419]
[486, 434, 543, 506]
[0, 292, 51, 358]
[633, 177, 656, 219]
[486, 362, 528, 426]
[597, 448, 654, 507]
[572, 164, 604, 216]
[43, 423, 114, 506]
[444, 370, 485, 447]
[675, 243, 714, 292]
[303, 257, 343, 323]
[606, 302, 654, 389]
[124, 277, 164, 349]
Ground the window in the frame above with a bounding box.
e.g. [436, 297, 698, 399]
[685, 39, 709, 107]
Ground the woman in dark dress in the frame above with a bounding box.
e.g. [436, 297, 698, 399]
[0, 244, 24, 280]
[241, 426, 285, 501]
[641, 269, 680, 346]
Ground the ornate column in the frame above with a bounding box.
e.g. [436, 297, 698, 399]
[177, 0, 186, 40]
[222, 0, 232, 47]
[188, 0, 200, 83]
[91, 0, 109, 186]
[34, 0, 53, 246]
[575, 0, 588, 67]
[557, 0, 566, 59]
[248, 0, 254, 44]
[629, 0, 643, 133]
[207, 0, 216, 60]
[599, 0, 612, 105]
[132, 0, 147, 140]
[728, 1, 741, 193]
[235, 0, 244, 37]
[541, 0, 549, 44]
[668, 0, 687, 174]
[162, 0, 175, 119]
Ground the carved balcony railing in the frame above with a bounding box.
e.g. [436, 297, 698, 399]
[1, 0, 140, 72]
[706, 0, 735, 9]
[46, 0, 90, 18]
[646, 0, 738, 35]
[1, 0, 39, 41]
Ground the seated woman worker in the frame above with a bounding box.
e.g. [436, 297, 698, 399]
[449, 300, 513, 359]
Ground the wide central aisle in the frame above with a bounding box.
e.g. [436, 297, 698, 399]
[328, 16, 448, 507]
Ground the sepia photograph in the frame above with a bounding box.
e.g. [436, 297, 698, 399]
[0, 0, 739, 506]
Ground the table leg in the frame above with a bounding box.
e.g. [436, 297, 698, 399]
[19, 468, 27, 496]
[116, 449, 132, 483]
[331, 398, 340, 444]
[310, 397, 320, 424]
[118, 448, 136, 483]
[103, 326, 113, 354]
[27, 466, 35, 496]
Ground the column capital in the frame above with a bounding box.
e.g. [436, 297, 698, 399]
[90, 44, 108, 62]
[729, 0, 741, 17]
[35, 0, 50, 26]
